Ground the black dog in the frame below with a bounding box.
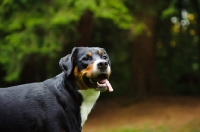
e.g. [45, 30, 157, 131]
[0, 47, 113, 132]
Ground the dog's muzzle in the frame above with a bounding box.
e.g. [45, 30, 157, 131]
[83, 60, 113, 92]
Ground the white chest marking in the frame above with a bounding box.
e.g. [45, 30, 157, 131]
[78, 89, 100, 126]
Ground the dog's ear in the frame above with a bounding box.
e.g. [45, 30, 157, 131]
[59, 47, 78, 77]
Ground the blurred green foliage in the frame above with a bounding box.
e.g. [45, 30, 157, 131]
[0, 0, 132, 82]
[156, 0, 200, 95]
[1, 0, 200, 96]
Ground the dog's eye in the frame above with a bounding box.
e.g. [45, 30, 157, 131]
[102, 55, 107, 60]
[82, 56, 89, 61]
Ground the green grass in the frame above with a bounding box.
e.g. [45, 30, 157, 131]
[94, 117, 200, 132]
[178, 119, 200, 132]
[100, 121, 200, 132]
[109, 126, 170, 132]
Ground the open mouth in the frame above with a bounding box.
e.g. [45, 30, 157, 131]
[83, 74, 113, 92]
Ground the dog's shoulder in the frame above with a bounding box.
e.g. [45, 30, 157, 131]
[43, 72, 83, 105]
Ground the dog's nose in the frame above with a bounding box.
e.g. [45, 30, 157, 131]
[97, 61, 108, 70]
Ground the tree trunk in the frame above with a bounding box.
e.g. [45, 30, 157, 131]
[75, 10, 94, 47]
[130, 10, 164, 99]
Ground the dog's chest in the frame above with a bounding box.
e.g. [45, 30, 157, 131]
[78, 89, 100, 126]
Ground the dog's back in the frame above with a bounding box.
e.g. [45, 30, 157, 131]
[0, 73, 82, 132]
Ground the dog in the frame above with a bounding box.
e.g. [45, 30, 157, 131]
[0, 47, 113, 132]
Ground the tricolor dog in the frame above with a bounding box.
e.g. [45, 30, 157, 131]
[0, 47, 113, 132]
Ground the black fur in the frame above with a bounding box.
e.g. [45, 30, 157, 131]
[0, 73, 82, 132]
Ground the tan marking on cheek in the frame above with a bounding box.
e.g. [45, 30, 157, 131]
[87, 52, 92, 56]
[81, 63, 94, 78]
[73, 63, 94, 90]
[74, 66, 86, 90]
[98, 50, 103, 55]
[73, 66, 80, 79]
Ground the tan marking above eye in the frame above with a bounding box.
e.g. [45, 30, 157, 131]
[98, 50, 103, 55]
[87, 52, 92, 56]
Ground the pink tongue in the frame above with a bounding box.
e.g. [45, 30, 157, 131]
[99, 79, 113, 92]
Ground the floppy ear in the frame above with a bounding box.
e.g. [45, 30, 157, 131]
[59, 47, 78, 77]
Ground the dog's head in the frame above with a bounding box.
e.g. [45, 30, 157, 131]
[59, 47, 113, 92]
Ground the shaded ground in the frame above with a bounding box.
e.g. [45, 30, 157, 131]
[83, 96, 200, 132]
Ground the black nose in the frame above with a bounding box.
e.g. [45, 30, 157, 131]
[97, 61, 108, 70]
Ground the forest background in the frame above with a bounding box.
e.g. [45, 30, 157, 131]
[1, 0, 200, 99]
[2, 0, 200, 131]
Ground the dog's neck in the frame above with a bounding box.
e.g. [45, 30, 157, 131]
[78, 89, 100, 126]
